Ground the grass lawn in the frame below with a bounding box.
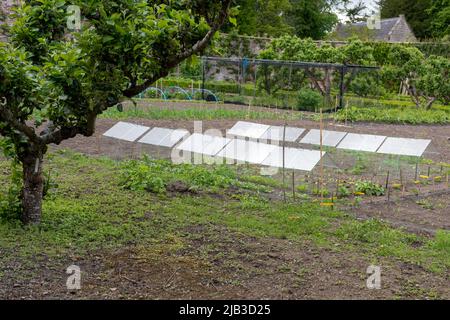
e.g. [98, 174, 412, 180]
[0, 150, 448, 299]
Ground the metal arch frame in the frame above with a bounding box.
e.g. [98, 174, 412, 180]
[192, 88, 220, 102]
[164, 86, 193, 101]
[137, 87, 168, 100]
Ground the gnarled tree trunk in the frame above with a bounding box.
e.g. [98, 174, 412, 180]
[20, 152, 44, 225]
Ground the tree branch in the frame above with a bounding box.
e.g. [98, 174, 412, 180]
[0, 103, 41, 144]
[123, 0, 232, 98]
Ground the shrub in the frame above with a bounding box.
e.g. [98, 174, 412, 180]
[296, 89, 322, 112]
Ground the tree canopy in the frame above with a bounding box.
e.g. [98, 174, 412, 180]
[378, 0, 450, 40]
[0, 0, 232, 224]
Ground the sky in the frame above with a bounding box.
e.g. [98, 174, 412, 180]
[336, 0, 379, 22]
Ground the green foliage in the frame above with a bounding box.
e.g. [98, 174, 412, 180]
[0, 161, 23, 222]
[0, 150, 448, 276]
[0, 0, 232, 223]
[286, 0, 338, 40]
[379, 0, 434, 40]
[417, 55, 450, 107]
[336, 105, 450, 125]
[427, 0, 450, 39]
[119, 156, 268, 194]
[337, 185, 351, 198]
[296, 88, 322, 111]
[354, 181, 385, 196]
[349, 74, 385, 97]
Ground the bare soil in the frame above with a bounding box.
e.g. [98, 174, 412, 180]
[1, 225, 448, 299]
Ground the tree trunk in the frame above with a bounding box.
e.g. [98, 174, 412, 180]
[21, 153, 44, 225]
[425, 97, 436, 110]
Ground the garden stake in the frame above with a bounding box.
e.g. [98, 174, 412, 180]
[336, 177, 340, 199]
[415, 161, 419, 181]
[319, 108, 324, 201]
[282, 123, 286, 203]
[292, 171, 296, 200]
[385, 170, 390, 189]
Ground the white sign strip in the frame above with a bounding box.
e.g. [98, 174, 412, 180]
[260, 126, 306, 142]
[103, 121, 150, 142]
[377, 137, 431, 157]
[262, 147, 324, 172]
[227, 121, 271, 139]
[175, 133, 231, 156]
[337, 133, 387, 152]
[159, 129, 190, 148]
[300, 129, 347, 147]
[138, 127, 173, 146]
[138, 128, 189, 147]
[216, 139, 277, 164]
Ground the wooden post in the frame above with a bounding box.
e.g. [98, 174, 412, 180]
[319, 108, 324, 201]
[292, 171, 296, 200]
[336, 177, 340, 199]
[282, 123, 287, 203]
[385, 170, 390, 189]
[415, 160, 419, 181]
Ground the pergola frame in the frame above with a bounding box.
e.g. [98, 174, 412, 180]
[201, 56, 380, 110]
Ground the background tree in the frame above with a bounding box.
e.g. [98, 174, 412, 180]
[0, 0, 232, 225]
[427, 0, 450, 39]
[383, 45, 449, 109]
[343, 0, 369, 23]
[286, 0, 339, 40]
[378, 0, 434, 39]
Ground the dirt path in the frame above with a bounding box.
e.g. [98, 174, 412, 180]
[1, 225, 448, 299]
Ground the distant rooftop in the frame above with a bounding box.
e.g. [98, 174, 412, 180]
[334, 15, 417, 43]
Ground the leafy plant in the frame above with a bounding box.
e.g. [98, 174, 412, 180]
[296, 88, 323, 112]
[0, 0, 233, 224]
[355, 181, 385, 196]
[0, 161, 23, 222]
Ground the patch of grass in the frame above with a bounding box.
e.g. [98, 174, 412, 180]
[101, 105, 299, 121]
[241, 175, 286, 189]
[336, 219, 450, 273]
[335, 106, 450, 124]
[0, 150, 448, 275]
